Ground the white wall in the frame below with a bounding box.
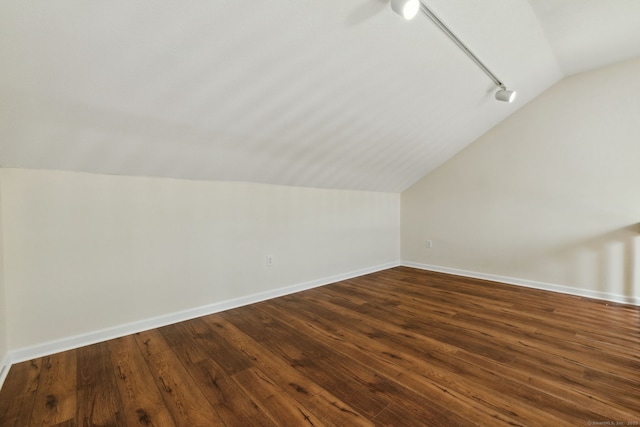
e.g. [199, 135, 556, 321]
[1, 169, 399, 351]
[402, 57, 640, 304]
[0, 173, 8, 370]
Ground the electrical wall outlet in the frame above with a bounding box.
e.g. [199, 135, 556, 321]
[266, 254, 274, 266]
[426, 240, 433, 248]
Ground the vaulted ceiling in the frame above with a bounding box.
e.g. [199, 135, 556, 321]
[2, 1, 639, 192]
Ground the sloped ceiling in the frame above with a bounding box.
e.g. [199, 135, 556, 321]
[530, 0, 640, 76]
[1, 1, 639, 192]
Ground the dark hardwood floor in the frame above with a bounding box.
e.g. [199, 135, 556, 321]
[1, 266, 639, 426]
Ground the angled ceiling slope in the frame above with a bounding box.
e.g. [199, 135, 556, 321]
[1, 1, 638, 192]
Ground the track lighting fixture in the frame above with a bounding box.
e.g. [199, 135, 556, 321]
[391, 0, 420, 20]
[495, 88, 516, 103]
[391, 1, 517, 103]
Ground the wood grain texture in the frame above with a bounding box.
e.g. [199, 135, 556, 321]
[0, 266, 638, 426]
[29, 351, 77, 426]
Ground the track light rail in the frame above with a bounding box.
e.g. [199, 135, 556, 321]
[418, 3, 505, 89]
[391, 0, 516, 102]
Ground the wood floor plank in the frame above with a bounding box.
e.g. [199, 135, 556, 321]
[261, 293, 562, 426]
[28, 352, 77, 426]
[283, 285, 639, 422]
[50, 419, 76, 427]
[0, 359, 42, 426]
[219, 310, 390, 420]
[302, 391, 375, 427]
[371, 403, 448, 427]
[158, 319, 276, 426]
[0, 395, 37, 427]
[157, 322, 212, 365]
[325, 277, 640, 383]
[2, 359, 43, 396]
[201, 314, 376, 426]
[459, 351, 638, 421]
[76, 342, 127, 426]
[162, 317, 252, 376]
[248, 303, 476, 426]
[133, 329, 226, 426]
[108, 335, 176, 427]
[200, 313, 327, 399]
[232, 367, 324, 427]
[332, 279, 640, 390]
[192, 358, 277, 427]
[0, 266, 638, 425]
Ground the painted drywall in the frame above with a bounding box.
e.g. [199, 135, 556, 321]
[402, 57, 640, 303]
[0, 173, 8, 370]
[1, 169, 399, 351]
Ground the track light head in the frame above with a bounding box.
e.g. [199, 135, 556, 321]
[391, 0, 420, 20]
[495, 88, 516, 103]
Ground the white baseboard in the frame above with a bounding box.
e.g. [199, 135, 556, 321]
[9, 261, 401, 364]
[0, 354, 10, 391]
[12, 258, 632, 369]
[402, 261, 640, 306]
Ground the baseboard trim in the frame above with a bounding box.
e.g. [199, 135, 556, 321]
[14, 258, 633, 366]
[9, 261, 400, 364]
[402, 261, 640, 306]
[0, 354, 10, 391]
